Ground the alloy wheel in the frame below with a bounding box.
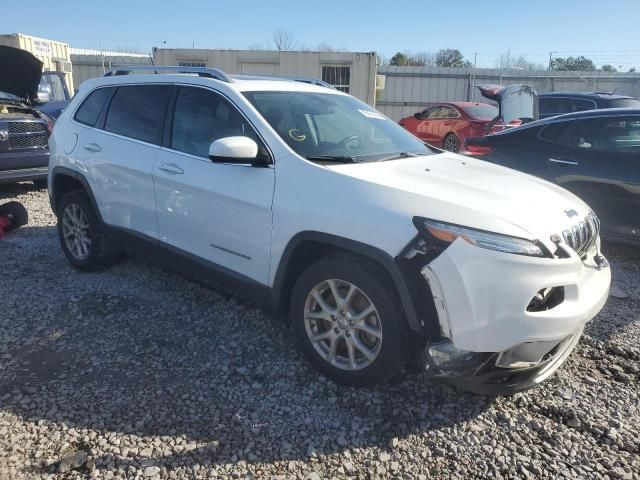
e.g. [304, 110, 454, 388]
[303, 279, 383, 370]
[61, 203, 92, 261]
[444, 134, 458, 152]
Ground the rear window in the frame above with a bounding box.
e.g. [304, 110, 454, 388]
[608, 98, 640, 108]
[104, 85, 171, 144]
[463, 105, 498, 119]
[74, 87, 114, 127]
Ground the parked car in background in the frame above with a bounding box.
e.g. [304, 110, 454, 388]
[539, 92, 640, 119]
[399, 84, 537, 152]
[464, 108, 640, 247]
[36, 70, 72, 119]
[399, 102, 498, 152]
[0, 45, 50, 186]
[48, 66, 610, 393]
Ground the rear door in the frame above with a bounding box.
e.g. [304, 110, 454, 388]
[547, 115, 640, 241]
[152, 85, 274, 284]
[433, 106, 461, 146]
[75, 84, 171, 238]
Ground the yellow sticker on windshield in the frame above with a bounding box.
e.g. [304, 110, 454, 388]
[289, 129, 306, 141]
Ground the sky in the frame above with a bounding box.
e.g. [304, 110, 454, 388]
[3, 0, 640, 70]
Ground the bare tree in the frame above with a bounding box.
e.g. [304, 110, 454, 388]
[411, 51, 436, 67]
[271, 28, 297, 51]
[496, 49, 545, 70]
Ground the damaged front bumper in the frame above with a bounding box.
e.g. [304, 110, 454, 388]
[417, 237, 610, 393]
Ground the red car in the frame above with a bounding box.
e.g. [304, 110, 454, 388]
[399, 102, 498, 153]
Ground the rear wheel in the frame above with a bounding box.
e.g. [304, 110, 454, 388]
[290, 254, 408, 386]
[443, 133, 459, 152]
[57, 190, 117, 271]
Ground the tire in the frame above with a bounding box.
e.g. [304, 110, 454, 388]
[290, 254, 408, 386]
[56, 190, 117, 271]
[443, 133, 459, 153]
[0, 201, 28, 231]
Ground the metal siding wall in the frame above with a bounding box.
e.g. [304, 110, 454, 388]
[377, 66, 640, 121]
[71, 53, 152, 91]
[152, 49, 376, 105]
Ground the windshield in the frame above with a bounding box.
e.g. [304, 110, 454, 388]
[38, 73, 67, 102]
[243, 91, 433, 162]
[463, 104, 498, 119]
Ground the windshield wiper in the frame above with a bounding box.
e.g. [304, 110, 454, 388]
[306, 155, 358, 164]
[376, 152, 421, 162]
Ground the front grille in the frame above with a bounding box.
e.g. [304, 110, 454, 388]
[9, 134, 48, 150]
[561, 212, 600, 257]
[8, 121, 47, 134]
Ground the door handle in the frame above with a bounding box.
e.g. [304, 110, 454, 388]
[83, 143, 102, 153]
[549, 157, 579, 166]
[158, 163, 184, 175]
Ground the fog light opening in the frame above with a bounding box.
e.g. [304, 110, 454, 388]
[527, 286, 564, 312]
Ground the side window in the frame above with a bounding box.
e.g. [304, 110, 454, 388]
[438, 106, 459, 118]
[171, 87, 260, 158]
[104, 85, 171, 144]
[426, 107, 442, 118]
[539, 98, 571, 116]
[539, 121, 572, 143]
[568, 117, 640, 153]
[571, 99, 596, 112]
[74, 87, 114, 127]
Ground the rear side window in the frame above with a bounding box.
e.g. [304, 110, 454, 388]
[105, 85, 171, 144]
[74, 87, 114, 126]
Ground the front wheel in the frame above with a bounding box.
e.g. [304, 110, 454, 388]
[290, 254, 408, 386]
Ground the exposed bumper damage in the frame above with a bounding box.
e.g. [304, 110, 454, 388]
[420, 237, 611, 393]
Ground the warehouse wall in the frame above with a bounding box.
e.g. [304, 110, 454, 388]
[70, 49, 152, 92]
[0, 33, 73, 93]
[377, 65, 640, 121]
[153, 49, 378, 105]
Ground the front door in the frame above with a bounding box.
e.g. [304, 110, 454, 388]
[152, 86, 275, 284]
[547, 115, 640, 241]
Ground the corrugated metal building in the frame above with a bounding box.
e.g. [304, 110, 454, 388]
[70, 48, 152, 92]
[153, 48, 378, 105]
[376, 65, 640, 121]
[0, 33, 73, 93]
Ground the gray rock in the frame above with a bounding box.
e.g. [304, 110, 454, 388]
[57, 451, 88, 473]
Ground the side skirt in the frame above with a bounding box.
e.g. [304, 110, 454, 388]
[105, 226, 271, 309]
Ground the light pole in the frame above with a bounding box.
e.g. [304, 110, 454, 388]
[548, 51, 558, 71]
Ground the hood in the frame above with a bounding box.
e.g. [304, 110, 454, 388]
[328, 153, 590, 251]
[0, 45, 43, 102]
[477, 84, 538, 126]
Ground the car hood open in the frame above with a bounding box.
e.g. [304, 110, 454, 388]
[477, 84, 538, 126]
[0, 45, 43, 103]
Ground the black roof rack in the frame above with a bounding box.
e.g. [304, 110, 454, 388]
[104, 65, 232, 83]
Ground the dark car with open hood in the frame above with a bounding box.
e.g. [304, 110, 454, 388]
[0, 45, 51, 186]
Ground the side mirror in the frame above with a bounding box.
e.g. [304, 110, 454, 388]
[414, 112, 421, 119]
[209, 136, 262, 164]
[37, 91, 51, 103]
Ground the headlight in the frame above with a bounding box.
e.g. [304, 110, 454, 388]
[413, 218, 546, 257]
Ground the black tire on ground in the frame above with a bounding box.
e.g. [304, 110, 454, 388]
[443, 133, 459, 152]
[0, 201, 28, 231]
[33, 179, 48, 190]
[56, 190, 117, 271]
[290, 253, 408, 386]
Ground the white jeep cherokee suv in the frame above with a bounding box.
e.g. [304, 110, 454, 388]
[48, 66, 611, 393]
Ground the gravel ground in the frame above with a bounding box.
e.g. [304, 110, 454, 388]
[0, 183, 638, 480]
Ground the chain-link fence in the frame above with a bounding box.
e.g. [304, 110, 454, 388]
[376, 65, 640, 120]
